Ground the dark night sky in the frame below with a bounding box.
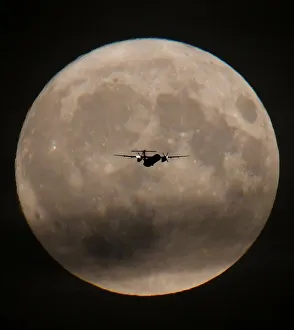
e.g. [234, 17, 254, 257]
[3, 1, 293, 325]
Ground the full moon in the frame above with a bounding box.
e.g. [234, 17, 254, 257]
[15, 38, 279, 296]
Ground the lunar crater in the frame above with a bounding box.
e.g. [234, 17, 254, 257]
[236, 94, 258, 123]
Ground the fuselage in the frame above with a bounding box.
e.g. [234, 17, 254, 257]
[143, 153, 162, 167]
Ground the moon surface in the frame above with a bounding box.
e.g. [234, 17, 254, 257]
[15, 38, 279, 296]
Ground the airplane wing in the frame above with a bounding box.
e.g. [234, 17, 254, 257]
[167, 155, 190, 159]
[113, 154, 137, 158]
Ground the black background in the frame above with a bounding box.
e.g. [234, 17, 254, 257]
[3, 1, 292, 325]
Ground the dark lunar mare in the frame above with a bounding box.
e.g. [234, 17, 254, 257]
[32, 183, 268, 282]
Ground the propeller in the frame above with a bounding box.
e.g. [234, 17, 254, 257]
[162, 152, 169, 161]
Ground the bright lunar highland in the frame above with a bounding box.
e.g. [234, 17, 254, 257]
[15, 38, 279, 296]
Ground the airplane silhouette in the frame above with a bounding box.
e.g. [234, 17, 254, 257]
[113, 149, 189, 167]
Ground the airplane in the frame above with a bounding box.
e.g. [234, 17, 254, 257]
[113, 149, 189, 167]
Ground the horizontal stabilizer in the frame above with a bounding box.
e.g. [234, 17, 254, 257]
[131, 150, 157, 153]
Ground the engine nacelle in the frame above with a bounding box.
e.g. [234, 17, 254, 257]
[161, 156, 167, 162]
[136, 155, 142, 162]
